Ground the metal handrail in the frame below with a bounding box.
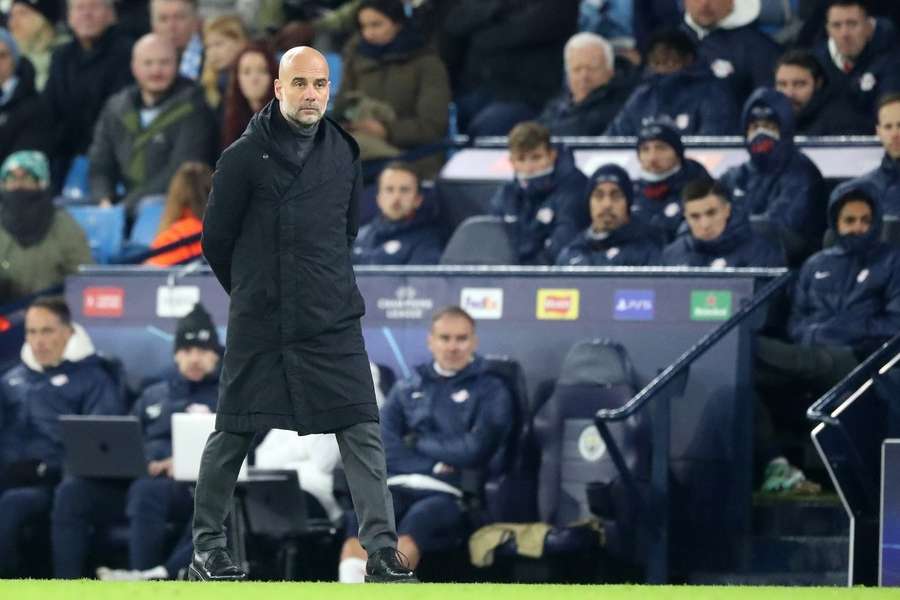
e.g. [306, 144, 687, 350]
[806, 332, 900, 426]
[596, 270, 795, 422]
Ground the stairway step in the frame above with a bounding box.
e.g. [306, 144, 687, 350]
[749, 535, 849, 573]
[689, 570, 848, 586]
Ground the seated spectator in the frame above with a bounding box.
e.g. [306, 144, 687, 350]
[44, 0, 133, 189]
[579, 0, 635, 53]
[199, 14, 247, 115]
[0, 151, 92, 305]
[0, 28, 52, 164]
[220, 41, 277, 151]
[53, 304, 221, 580]
[352, 161, 443, 265]
[605, 28, 738, 136]
[680, 0, 781, 104]
[145, 162, 211, 267]
[632, 118, 709, 241]
[333, 0, 451, 179]
[556, 164, 662, 266]
[152, 0, 203, 81]
[662, 178, 784, 268]
[488, 122, 589, 265]
[537, 32, 636, 136]
[774, 49, 872, 136]
[858, 93, 900, 214]
[443, 0, 579, 137]
[633, 0, 681, 53]
[197, 0, 285, 34]
[813, 0, 900, 129]
[0, 297, 122, 577]
[338, 306, 514, 582]
[89, 33, 216, 211]
[719, 88, 826, 262]
[6, 0, 68, 91]
[755, 180, 900, 491]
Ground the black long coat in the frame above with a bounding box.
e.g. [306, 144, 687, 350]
[202, 100, 378, 434]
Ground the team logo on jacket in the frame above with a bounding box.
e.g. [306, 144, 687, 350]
[711, 59, 735, 79]
[383, 240, 402, 255]
[675, 114, 691, 130]
[578, 425, 606, 462]
[536, 289, 580, 320]
[606, 247, 620, 260]
[664, 202, 680, 218]
[613, 290, 655, 321]
[690, 290, 732, 321]
[860, 72, 876, 92]
[451, 389, 470, 403]
[857, 269, 870, 283]
[710, 258, 728, 269]
[50, 374, 69, 387]
[460, 288, 503, 319]
[536, 207, 555, 225]
[146, 403, 163, 420]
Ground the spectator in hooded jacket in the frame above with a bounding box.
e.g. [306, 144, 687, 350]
[858, 93, 900, 214]
[774, 49, 872, 136]
[44, 0, 134, 191]
[88, 33, 215, 211]
[353, 161, 443, 265]
[52, 304, 221, 580]
[338, 306, 513, 582]
[6, 0, 68, 92]
[813, 0, 900, 129]
[488, 121, 589, 265]
[632, 118, 709, 241]
[662, 178, 784, 268]
[556, 164, 662, 266]
[719, 88, 826, 265]
[537, 32, 636, 136]
[605, 28, 738, 136]
[0, 297, 122, 577]
[0, 28, 52, 164]
[680, 0, 781, 104]
[0, 151, 92, 305]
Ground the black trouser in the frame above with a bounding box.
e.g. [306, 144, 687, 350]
[193, 421, 397, 554]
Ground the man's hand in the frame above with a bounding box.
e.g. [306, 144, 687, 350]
[349, 118, 387, 139]
[147, 457, 175, 478]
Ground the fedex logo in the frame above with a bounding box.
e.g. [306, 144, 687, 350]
[613, 290, 655, 321]
[460, 288, 503, 319]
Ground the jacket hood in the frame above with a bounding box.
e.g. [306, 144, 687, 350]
[687, 203, 752, 256]
[244, 99, 360, 165]
[827, 179, 883, 247]
[21, 322, 96, 372]
[418, 354, 485, 384]
[741, 87, 795, 140]
[370, 196, 438, 241]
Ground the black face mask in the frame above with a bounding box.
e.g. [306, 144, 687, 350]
[0, 188, 55, 247]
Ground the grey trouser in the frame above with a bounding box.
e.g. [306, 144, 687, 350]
[192, 420, 397, 554]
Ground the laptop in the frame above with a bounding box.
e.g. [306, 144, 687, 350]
[171, 412, 248, 482]
[59, 415, 147, 479]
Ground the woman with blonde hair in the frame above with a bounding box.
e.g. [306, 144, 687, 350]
[200, 15, 248, 112]
[145, 162, 212, 267]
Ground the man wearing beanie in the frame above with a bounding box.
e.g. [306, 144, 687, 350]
[755, 180, 900, 493]
[52, 303, 222, 580]
[556, 164, 662, 267]
[719, 88, 826, 265]
[662, 177, 784, 268]
[0, 26, 52, 163]
[632, 118, 710, 242]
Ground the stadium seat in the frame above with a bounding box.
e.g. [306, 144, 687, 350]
[128, 195, 166, 248]
[533, 338, 650, 559]
[325, 52, 342, 102]
[66, 204, 125, 264]
[61, 155, 90, 201]
[440, 216, 517, 265]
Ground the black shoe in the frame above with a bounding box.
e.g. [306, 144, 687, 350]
[364, 547, 419, 583]
[188, 548, 247, 581]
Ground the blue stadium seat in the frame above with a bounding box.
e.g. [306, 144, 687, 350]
[325, 52, 342, 102]
[128, 195, 166, 247]
[61, 155, 90, 201]
[66, 204, 125, 264]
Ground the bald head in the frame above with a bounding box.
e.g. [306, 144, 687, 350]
[132, 33, 178, 100]
[274, 46, 330, 127]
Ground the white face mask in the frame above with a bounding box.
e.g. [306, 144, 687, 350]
[748, 126, 781, 144]
[638, 163, 681, 183]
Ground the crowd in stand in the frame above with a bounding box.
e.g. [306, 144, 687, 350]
[2, 0, 900, 582]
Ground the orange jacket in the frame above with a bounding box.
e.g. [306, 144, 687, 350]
[145, 215, 203, 267]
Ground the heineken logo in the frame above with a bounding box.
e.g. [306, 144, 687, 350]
[690, 290, 732, 321]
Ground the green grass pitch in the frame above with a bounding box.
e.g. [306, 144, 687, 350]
[1, 581, 898, 600]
